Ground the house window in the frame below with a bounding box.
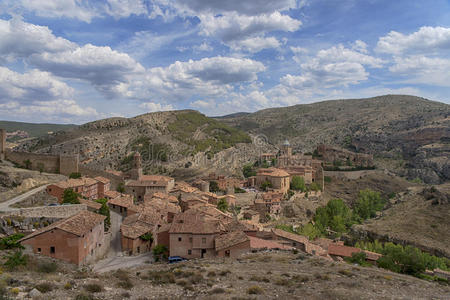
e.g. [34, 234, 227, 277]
[50, 246, 55, 254]
[137, 246, 140, 254]
[189, 237, 193, 243]
[188, 250, 192, 255]
[178, 237, 182, 242]
[202, 238, 206, 244]
[37, 248, 41, 253]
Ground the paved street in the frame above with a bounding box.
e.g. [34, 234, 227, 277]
[0, 184, 49, 212]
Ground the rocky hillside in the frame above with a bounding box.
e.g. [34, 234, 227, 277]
[16, 110, 259, 177]
[218, 95, 450, 183]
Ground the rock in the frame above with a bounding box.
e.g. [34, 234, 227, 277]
[29, 288, 42, 298]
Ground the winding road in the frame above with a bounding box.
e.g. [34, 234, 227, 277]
[0, 184, 49, 212]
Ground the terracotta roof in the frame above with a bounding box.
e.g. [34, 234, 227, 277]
[108, 195, 134, 208]
[257, 168, 290, 177]
[224, 220, 258, 232]
[249, 236, 293, 250]
[328, 243, 361, 258]
[121, 223, 153, 239]
[312, 237, 334, 250]
[94, 176, 110, 184]
[123, 209, 163, 226]
[272, 229, 308, 245]
[20, 210, 105, 241]
[104, 190, 121, 199]
[52, 178, 84, 189]
[170, 211, 225, 234]
[157, 223, 171, 233]
[363, 250, 382, 261]
[79, 198, 102, 210]
[215, 231, 249, 251]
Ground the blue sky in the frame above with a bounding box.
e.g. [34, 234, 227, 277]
[0, 0, 449, 124]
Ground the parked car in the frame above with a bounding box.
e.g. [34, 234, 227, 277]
[168, 256, 187, 264]
[47, 203, 59, 206]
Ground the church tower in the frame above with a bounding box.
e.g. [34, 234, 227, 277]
[133, 152, 143, 180]
[281, 139, 292, 157]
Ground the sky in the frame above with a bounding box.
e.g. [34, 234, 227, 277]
[0, 0, 449, 124]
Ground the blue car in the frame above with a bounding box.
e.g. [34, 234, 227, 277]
[168, 256, 187, 264]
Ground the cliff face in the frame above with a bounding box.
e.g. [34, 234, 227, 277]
[218, 95, 450, 183]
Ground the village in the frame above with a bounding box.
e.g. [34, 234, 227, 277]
[0, 134, 387, 270]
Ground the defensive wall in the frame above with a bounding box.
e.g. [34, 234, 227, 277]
[0, 204, 87, 219]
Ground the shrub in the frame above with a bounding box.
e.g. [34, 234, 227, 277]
[64, 282, 72, 290]
[353, 189, 385, 221]
[346, 252, 367, 266]
[4, 251, 27, 270]
[242, 164, 256, 178]
[291, 176, 306, 192]
[324, 176, 332, 183]
[96, 198, 110, 231]
[37, 261, 58, 273]
[209, 181, 220, 193]
[147, 270, 175, 284]
[217, 199, 228, 212]
[84, 283, 103, 293]
[247, 285, 264, 295]
[0, 234, 25, 250]
[117, 278, 133, 290]
[75, 293, 94, 300]
[139, 232, 153, 242]
[209, 287, 226, 294]
[116, 183, 125, 193]
[62, 189, 80, 204]
[69, 172, 82, 179]
[152, 245, 168, 262]
[35, 283, 53, 293]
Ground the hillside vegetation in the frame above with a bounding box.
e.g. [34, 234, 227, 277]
[16, 110, 253, 176]
[219, 95, 450, 183]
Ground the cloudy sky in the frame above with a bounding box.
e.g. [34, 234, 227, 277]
[0, 0, 449, 124]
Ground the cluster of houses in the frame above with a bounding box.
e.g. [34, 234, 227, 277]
[17, 142, 380, 266]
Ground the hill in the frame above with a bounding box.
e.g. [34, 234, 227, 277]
[0, 120, 77, 139]
[219, 95, 450, 183]
[15, 110, 256, 177]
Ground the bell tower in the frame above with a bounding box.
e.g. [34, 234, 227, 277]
[133, 152, 143, 180]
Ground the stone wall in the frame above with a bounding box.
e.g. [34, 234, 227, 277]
[4, 149, 79, 176]
[0, 204, 87, 219]
[317, 144, 374, 167]
[78, 165, 124, 190]
[324, 170, 378, 180]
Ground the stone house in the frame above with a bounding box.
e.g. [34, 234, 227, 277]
[271, 229, 309, 251]
[248, 236, 294, 251]
[215, 231, 250, 258]
[94, 176, 110, 198]
[108, 195, 134, 217]
[327, 243, 381, 262]
[243, 210, 260, 223]
[169, 210, 225, 259]
[20, 210, 106, 265]
[104, 190, 122, 200]
[252, 168, 290, 194]
[120, 211, 162, 256]
[78, 198, 102, 212]
[47, 177, 99, 202]
[253, 192, 282, 216]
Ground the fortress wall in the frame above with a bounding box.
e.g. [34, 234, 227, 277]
[59, 155, 79, 176]
[1, 204, 87, 219]
[324, 170, 377, 180]
[5, 149, 60, 173]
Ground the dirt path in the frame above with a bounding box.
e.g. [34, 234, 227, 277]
[0, 184, 49, 212]
[92, 252, 153, 273]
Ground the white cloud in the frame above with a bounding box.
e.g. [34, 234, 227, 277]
[29, 44, 145, 96]
[0, 100, 98, 121]
[352, 40, 368, 54]
[0, 67, 73, 103]
[104, 0, 147, 19]
[389, 55, 450, 87]
[164, 0, 298, 16]
[0, 17, 76, 62]
[230, 36, 280, 53]
[121, 56, 265, 101]
[139, 102, 174, 112]
[376, 26, 450, 55]
[193, 42, 213, 52]
[199, 12, 301, 43]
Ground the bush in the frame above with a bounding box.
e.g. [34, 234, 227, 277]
[147, 270, 175, 284]
[209, 287, 226, 294]
[116, 183, 125, 193]
[96, 198, 110, 231]
[117, 278, 133, 290]
[261, 180, 272, 191]
[152, 245, 168, 262]
[35, 283, 53, 293]
[84, 283, 103, 293]
[353, 189, 385, 221]
[75, 293, 94, 300]
[290, 176, 306, 192]
[64, 282, 72, 290]
[247, 285, 264, 295]
[37, 261, 58, 273]
[69, 172, 81, 179]
[209, 181, 220, 193]
[242, 164, 256, 178]
[324, 176, 332, 183]
[346, 252, 367, 266]
[0, 234, 25, 250]
[217, 198, 228, 212]
[62, 189, 80, 204]
[4, 251, 27, 270]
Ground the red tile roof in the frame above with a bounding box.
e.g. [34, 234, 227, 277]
[108, 195, 134, 208]
[328, 243, 361, 258]
[249, 236, 293, 250]
[215, 231, 249, 251]
[20, 210, 105, 241]
[271, 229, 309, 245]
[94, 176, 110, 184]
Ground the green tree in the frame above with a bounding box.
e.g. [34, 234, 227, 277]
[309, 182, 321, 192]
[140, 232, 153, 242]
[96, 198, 110, 231]
[69, 172, 82, 179]
[4, 250, 27, 270]
[271, 158, 277, 166]
[62, 189, 80, 204]
[23, 159, 32, 169]
[117, 183, 125, 193]
[0, 233, 25, 250]
[354, 189, 385, 221]
[209, 181, 220, 193]
[346, 252, 367, 265]
[261, 180, 273, 191]
[298, 223, 322, 240]
[290, 176, 306, 192]
[217, 198, 228, 212]
[152, 245, 168, 262]
[243, 164, 256, 178]
[314, 199, 353, 236]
